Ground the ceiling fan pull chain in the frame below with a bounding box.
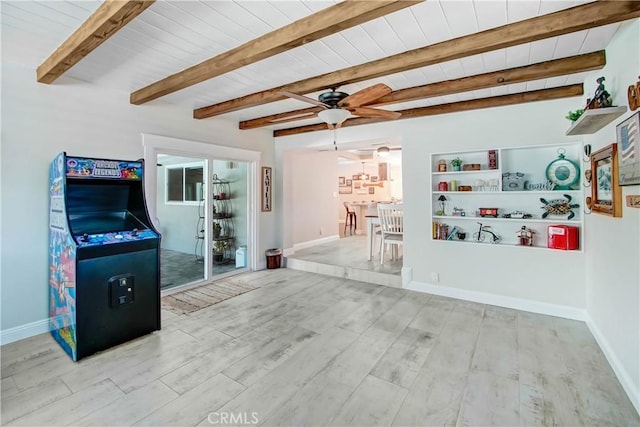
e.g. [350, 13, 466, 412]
[333, 128, 338, 150]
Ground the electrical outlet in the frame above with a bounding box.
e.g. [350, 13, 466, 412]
[431, 272, 439, 283]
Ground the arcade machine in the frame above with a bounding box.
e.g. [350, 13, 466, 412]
[49, 152, 161, 361]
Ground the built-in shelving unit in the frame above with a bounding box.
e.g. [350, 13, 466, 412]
[565, 106, 627, 136]
[431, 143, 584, 250]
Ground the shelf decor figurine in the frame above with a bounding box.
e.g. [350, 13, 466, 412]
[452, 207, 465, 216]
[540, 194, 579, 219]
[585, 76, 612, 110]
[628, 76, 639, 111]
[450, 157, 463, 171]
[517, 226, 535, 246]
[502, 172, 527, 191]
[437, 159, 447, 172]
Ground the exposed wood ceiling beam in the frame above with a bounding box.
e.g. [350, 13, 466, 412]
[130, 0, 421, 105]
[195, 1, 640, 119]
[37, 0, 155, 84]
[240, 51, 605, 130]
[273, 84, 583, 137]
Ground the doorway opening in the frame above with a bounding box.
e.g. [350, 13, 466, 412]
[281, 137, 404, 286]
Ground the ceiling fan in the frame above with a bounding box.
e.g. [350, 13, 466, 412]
[355, 143, 402, 157]
[280, 83, 401, 129]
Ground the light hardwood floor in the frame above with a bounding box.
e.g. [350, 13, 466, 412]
[1, 269, 638, 426]
[287, 235, 402, 275]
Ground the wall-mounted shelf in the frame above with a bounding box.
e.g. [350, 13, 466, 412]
[565, 106, 627, 136]
[433, 215, 579, 225]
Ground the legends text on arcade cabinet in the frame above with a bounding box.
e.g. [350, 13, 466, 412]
[49, 153, 161, 361]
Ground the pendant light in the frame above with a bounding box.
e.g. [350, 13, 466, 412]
[359, 162, 369, 180]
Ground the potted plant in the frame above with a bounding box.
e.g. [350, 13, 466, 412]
[450, 157, 463, 171]
[213, 240, 228, 262]
[566, 109, 584, 122]
[213, 222, 222, 238]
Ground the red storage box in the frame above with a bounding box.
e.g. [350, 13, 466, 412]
[547, 225, 579, 250]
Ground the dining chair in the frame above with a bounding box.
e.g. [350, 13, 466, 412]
[343, 202, 357, 236]
[377, 203, 403, 264]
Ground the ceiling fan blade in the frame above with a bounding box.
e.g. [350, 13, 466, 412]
[280, 91, 328, 107]
[338, 83, 392, 108]
[350, 107, 401, 120]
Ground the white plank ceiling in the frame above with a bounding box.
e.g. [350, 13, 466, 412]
[1, 0, 624, 131]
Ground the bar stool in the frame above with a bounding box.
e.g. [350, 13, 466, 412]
[343, 202, 357, 236]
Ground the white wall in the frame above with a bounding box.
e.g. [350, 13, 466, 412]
[582, 20, 640, 411]
[0, 60, 275, 337]
[288, 151, 339, 246]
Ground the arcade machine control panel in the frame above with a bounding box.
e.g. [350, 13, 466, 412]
[75, 228, 157, 247]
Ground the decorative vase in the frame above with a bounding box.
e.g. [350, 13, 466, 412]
[453, 165, 461, 171]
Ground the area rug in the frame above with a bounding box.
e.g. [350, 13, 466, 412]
[161, 280, 260, 315]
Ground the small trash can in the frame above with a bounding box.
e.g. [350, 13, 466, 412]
[265, 248, 282, 269]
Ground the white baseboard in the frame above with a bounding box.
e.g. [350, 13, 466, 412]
[405, 280, 586, 321]
[586, 313, 640, 415]
[292, 235, 340, 251]
[401, 266, 413, 288]
[282, 247, 295, 257]
[1, 318, 50, 346]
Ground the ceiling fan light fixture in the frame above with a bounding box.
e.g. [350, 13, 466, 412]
[318, 108, 350, 125]
[377, 146, 390, 157]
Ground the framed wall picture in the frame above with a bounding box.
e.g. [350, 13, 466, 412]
[371, 176, 379, 182]
[354, 181, 361, 189]
[352, 174, 361, 181]
[346, 179, 352, 186]
[261, 166, 272, 212]
[338, 176, 346, 186]
[369, 187, 375, 194]
[339, 186, 352, 194]
[617, 111, 640, 186]
[590, 144, 622, 217]
[378, 162, 388, 181]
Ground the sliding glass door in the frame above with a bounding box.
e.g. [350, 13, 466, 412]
[156, 154, 207, 290]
